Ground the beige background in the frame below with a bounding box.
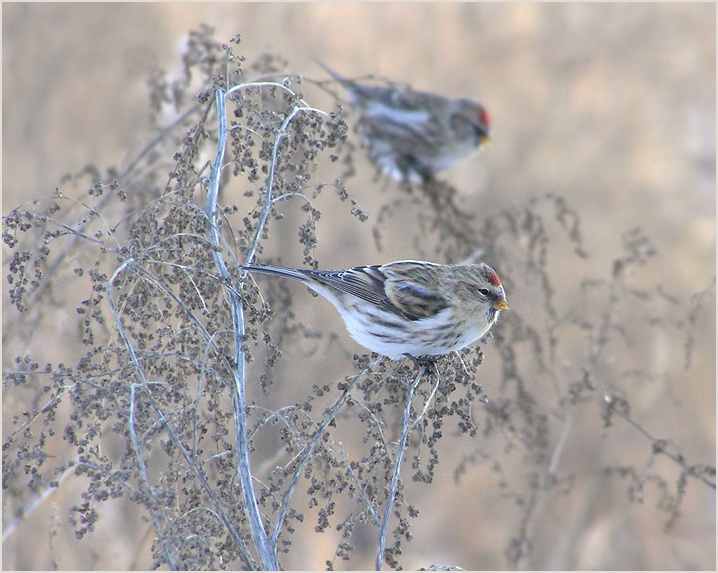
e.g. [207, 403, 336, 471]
[3, 3, 715, 570]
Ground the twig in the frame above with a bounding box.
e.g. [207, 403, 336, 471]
[375, 366, 425, 570]
[206, 88, 278, 570]
[206, 81, 331, 569]
[412, 369, 441, 430]
[1, 464, 73, 543]
[142, 386, 254, 566]
[126, 350, 176, 569]
[241, 102, 331, 266]
[108, 254, 257, 568]
[269, 359, 380, 547]
[30, 102, 205, 304]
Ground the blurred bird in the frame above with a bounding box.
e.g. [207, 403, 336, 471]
[242, 260, 508, 360]
[317, 61, 491, 182]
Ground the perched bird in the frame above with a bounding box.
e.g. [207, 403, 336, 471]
[317, 61, 491, 182]
[242, 260, 508, 360]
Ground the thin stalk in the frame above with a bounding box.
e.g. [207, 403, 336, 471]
[375, 367, 425, 570]
[207, 88, 278, 570]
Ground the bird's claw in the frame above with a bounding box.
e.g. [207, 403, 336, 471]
[403, 353, 438, 371]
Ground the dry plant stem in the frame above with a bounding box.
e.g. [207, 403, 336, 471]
[141, 386, 252, 563]
[127, 385, 175, 570]
[375, 366, 426, 570]
[109, 279, 177, 568]
[206, 82, 330, 569]
[108, 258, 253, 568]
[584, 276, 713, 488]
[34, 103, 206, 307]
[2, 465, 73, 543]
[207, 87, 278, 570]
[269, 359, 380, 547]
[240, 88, 330, 266]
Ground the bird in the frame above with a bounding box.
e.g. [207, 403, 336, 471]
[316, 61, 491, 183]
[241, 260, 508, 360]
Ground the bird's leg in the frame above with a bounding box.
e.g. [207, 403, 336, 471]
[403, 353, 438, 372]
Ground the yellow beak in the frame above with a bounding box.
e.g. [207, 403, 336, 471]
[493, 299, 509, 311]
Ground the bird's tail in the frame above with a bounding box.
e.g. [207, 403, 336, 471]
[241, 264, 309, 283]
[314, 59, 349, 85]
[314, 60, 354, 90]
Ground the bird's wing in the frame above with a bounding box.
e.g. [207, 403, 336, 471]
[310, 265, 449, 320]
[380, 262, 451, 319]
[383, 278, 450, 319]
[361, 100, 438, 145]
[346, 96, 436, 162]
[307, 266, 405, 315]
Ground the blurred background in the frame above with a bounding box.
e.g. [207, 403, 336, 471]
[3, 3, 715, 570]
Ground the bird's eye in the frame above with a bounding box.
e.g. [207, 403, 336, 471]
[478, 288, 490, 296]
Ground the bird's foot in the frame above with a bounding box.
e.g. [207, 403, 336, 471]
[403, 353, 438, 371]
